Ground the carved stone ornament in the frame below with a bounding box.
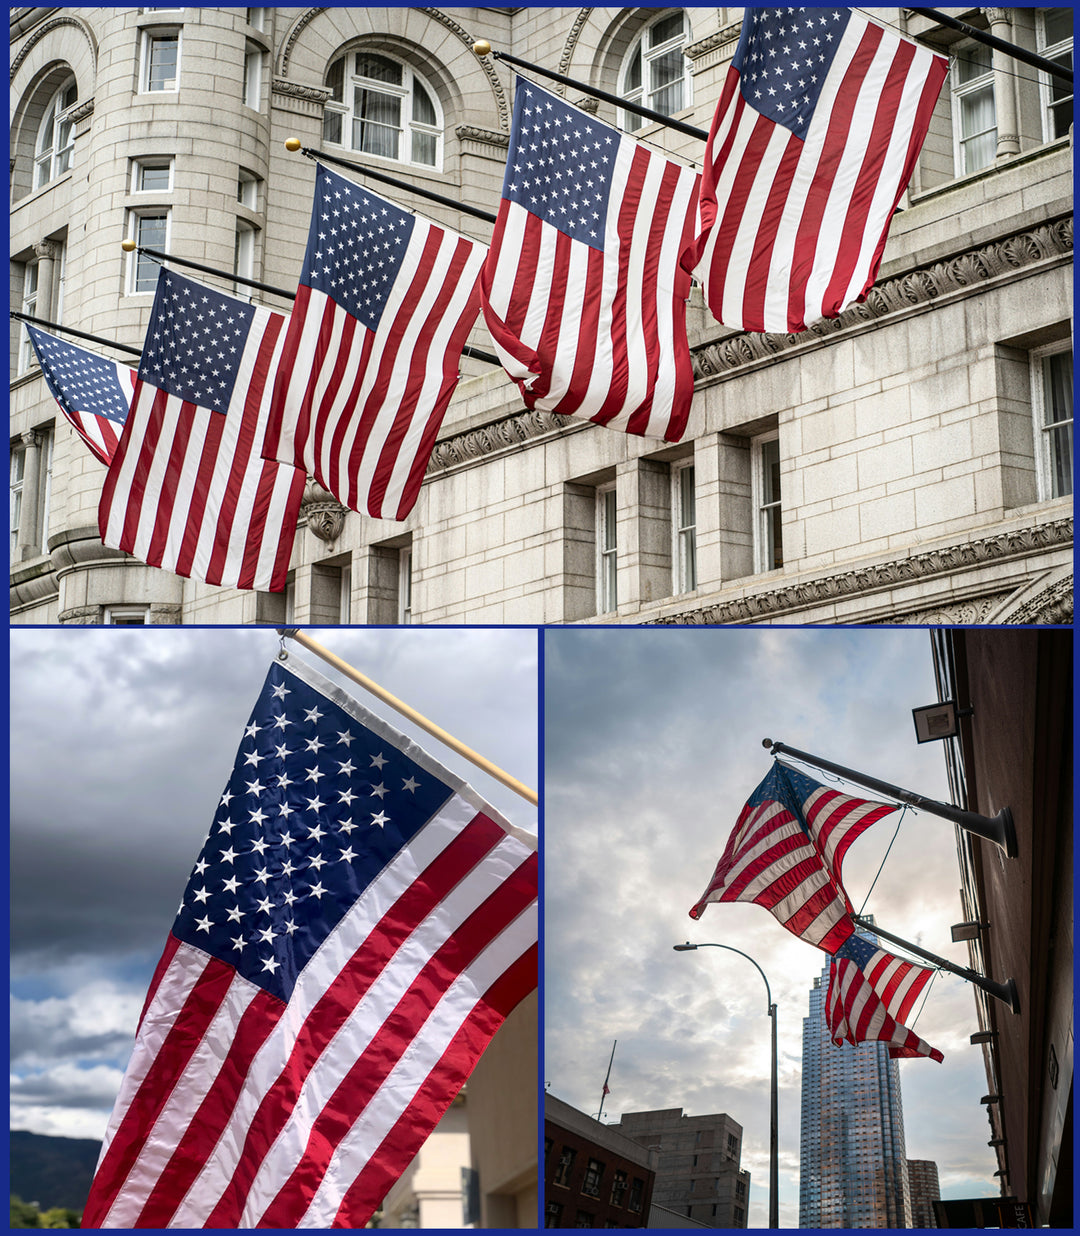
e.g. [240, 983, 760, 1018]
[1003, 575, 1074, 625]
[271, 79, 331, 104]
[692, 217, 1074, 379]
[455, 125, 509, 149]
[301, 479, 349, 543]
[10, 13, 98, 79]
[558, 9, 594, 79]
[427, 409, 576, 473]
[647, 518, 1073, 626]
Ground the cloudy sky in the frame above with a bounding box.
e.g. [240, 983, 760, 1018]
[544, 626, 1001, 1228]
[9, 625, 538, 1144]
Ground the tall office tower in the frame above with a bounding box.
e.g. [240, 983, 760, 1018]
[800, 956, 913, 1228]
[907, 1158, 941, 1227]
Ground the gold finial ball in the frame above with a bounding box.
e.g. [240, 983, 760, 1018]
[121, 238, 136, 252]
[473, 39, 491, 56]
[284, 137, 302, 152]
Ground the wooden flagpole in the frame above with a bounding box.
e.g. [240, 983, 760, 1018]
[278, 629, 538, 807]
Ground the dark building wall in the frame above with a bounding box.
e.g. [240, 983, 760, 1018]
[544, 1119, 655, 1228]
[942, 629, 1072, 1227]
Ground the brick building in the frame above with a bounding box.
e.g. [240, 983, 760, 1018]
[9, 6, 1073, 625]
[907, 1157, 942, 1228]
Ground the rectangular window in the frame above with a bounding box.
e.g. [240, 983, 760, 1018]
[19, 263, 40, 373]
[610, 1170, 627, 1208]
[1038, 8, 1073, 140]
[234, 223, 255, 296]
[754, 434, 783, 571]
[544, 1202, 563, 1228]
[141, 31, 180, 92]
[673, 461, 697, 592]
[951, 41, 996, 174]
[554, 1146, 576, 1188]
[127, 212, 169, 293]
[243, 45, 263, 109]
[581, 1158, 604, 1197]
[237, 172, 259, 209]
[628, 1178, 644, 1213]
[132, 158, 173, 192]
[103, 606, 149, 625]
[1033, 345, 1073, 498]
[597, 485, 617, 613]
[574, 1211, 595, 1228]
[246, 8, 267, 31]
[10, 429, 54, 558]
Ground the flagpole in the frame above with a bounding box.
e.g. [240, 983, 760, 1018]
[278, 629, 538, 806]
[473, 42, 709, 141]
[124, 242, 501, 368]
[850, 914, 1020, 1013]
[762, 738, 1017, 859]
[597, 1039, 616, 1122]
[9, 310, 143, 358]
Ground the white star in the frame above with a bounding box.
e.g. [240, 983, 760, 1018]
[370, 753, 388, 770]
[196, 915, 213, 933]
[402, 776, 419, 793]
[271, 681, 290, 700]
[231, 934, 246, 951]
[261, 956, 280, 974]
[309, 881, 327, 899]
[192, 886, 210, 904]
[370, 811, 390, 829]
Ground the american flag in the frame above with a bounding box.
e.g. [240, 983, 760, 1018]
[826, 931, 943, 1061]
[262, 164, 486, 520]
[480, 81, 700, 442]
[24, 324, 135, 466]
[82, 654, 538, 1228]
[689, 761, 897, 954]
[98, 269, 306, 592]
[685, 7, 948, 333]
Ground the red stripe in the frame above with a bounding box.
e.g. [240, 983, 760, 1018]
[819, 39, 914, 317]
[529, 229, 575, 403]
[783, 24, 883, 329]
[135, 933, 182, 1035]
[549, 244, 604, 414]
[263, 284, 314, 466]
[132, 987, 286, 1228]
[478, 202, 543, 380]
[739, 131, 803, 330]
[202, 814, 509, 1227]
[81, 953, 238, 1226]
[366, 236, 478, 516]
[144, 396, 197, 568]
[681, 65, 743, 273]
[330, 943, 538, 1229]
[325, 326, 376, 506]
[311, 312, 364, 502]
[255, 854, 538, 1227]
[171, 395, 227, 581]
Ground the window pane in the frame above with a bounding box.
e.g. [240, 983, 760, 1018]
[149, 36, 178, 89]
[1047, 423, 1073, 496]
[625, 45, 642, 93]
[648, 11, 683, 47]
[354, 88, 400, 158]
[679, 465, 695, 528]
[650, 76, 684, 116]
[762, 439, 780, 505]
[1044, 352, 1073, 425]
[602, 489, 617, 552]
[412, 79, 436, 126]
[355, 53, 402, 85]
[1043, 8, 1073, 46]
[139, 164, 171, 191]
[411, 130, 436, 166]
[326, 58, 344, 103]
[323, 109, 343, 144]
[956, 43, 991, 83]
[960, 85, 995, 139]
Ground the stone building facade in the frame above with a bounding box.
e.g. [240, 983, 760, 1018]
[9, 7, 1073, 625]
[614, 1106, 751, 1228]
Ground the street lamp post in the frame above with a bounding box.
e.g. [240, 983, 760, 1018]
[673, 942, 779, 1229]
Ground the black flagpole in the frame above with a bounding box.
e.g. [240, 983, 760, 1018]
[762, 738, 1017, 859]
[474, 42, 709, 141]
[597, 1039, 617, 1122]
[10, 310, 143, 359]
[129, 242, 501, 368]
[852, 913, 1019, 1013]
[907, 8, 1074, 84]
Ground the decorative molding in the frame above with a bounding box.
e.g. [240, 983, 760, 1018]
[271, 79, 331, 104]
[301, 480, 349, 543]
[419, 8, 509, 130]
[10, 14, 98, 81]
[69, 98, 94, 124]
[279, 8, 327, 76]
[558, 9, 595, 79]
[31, 241, 57, 263]
[648, 519, 1073, 626]
[427, 408, 575, 473]
[1002, 575, 1074, 625]
[692, 217, 1074, 378]
[455, 124, 509, 149]
[685, 21, 742, 71]
[573, 96, 600, 114]
[886, 595, 1013, 625]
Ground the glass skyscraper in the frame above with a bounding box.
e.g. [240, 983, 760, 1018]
[799, 954, 912, 1227]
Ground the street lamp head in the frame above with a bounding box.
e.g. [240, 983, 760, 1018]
[672, 942, 698, 951]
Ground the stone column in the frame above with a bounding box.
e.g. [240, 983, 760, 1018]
[986, 9, 1021, 158]
[15, 430, 43, 560]
[31, 239, 58, 319]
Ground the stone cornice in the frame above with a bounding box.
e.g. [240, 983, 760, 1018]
[685, 21, 742, 70]
[427, 408, 576, 473]
[692, 216, 1073, 379]
[647, 518, 1073, 626]
[455, 124, 509, 149]
[272, 79, 331, 104]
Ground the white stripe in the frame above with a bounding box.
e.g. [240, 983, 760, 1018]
[172, 796, 531, 1226]
[761, 17, 868, 330]
[237, 843, 535, 1225]
[101, 966, 260, 1228]
[272, 293, 335, 469]
[295, 901, 538, 1228]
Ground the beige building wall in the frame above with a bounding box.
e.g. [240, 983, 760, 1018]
[466, 990, 539, 1227]
[380, 1095, 471, 1229]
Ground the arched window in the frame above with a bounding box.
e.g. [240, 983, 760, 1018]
[322, 52, 442, 169]
[620, 10, 690, 133]
[34, 77, 78, 189]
